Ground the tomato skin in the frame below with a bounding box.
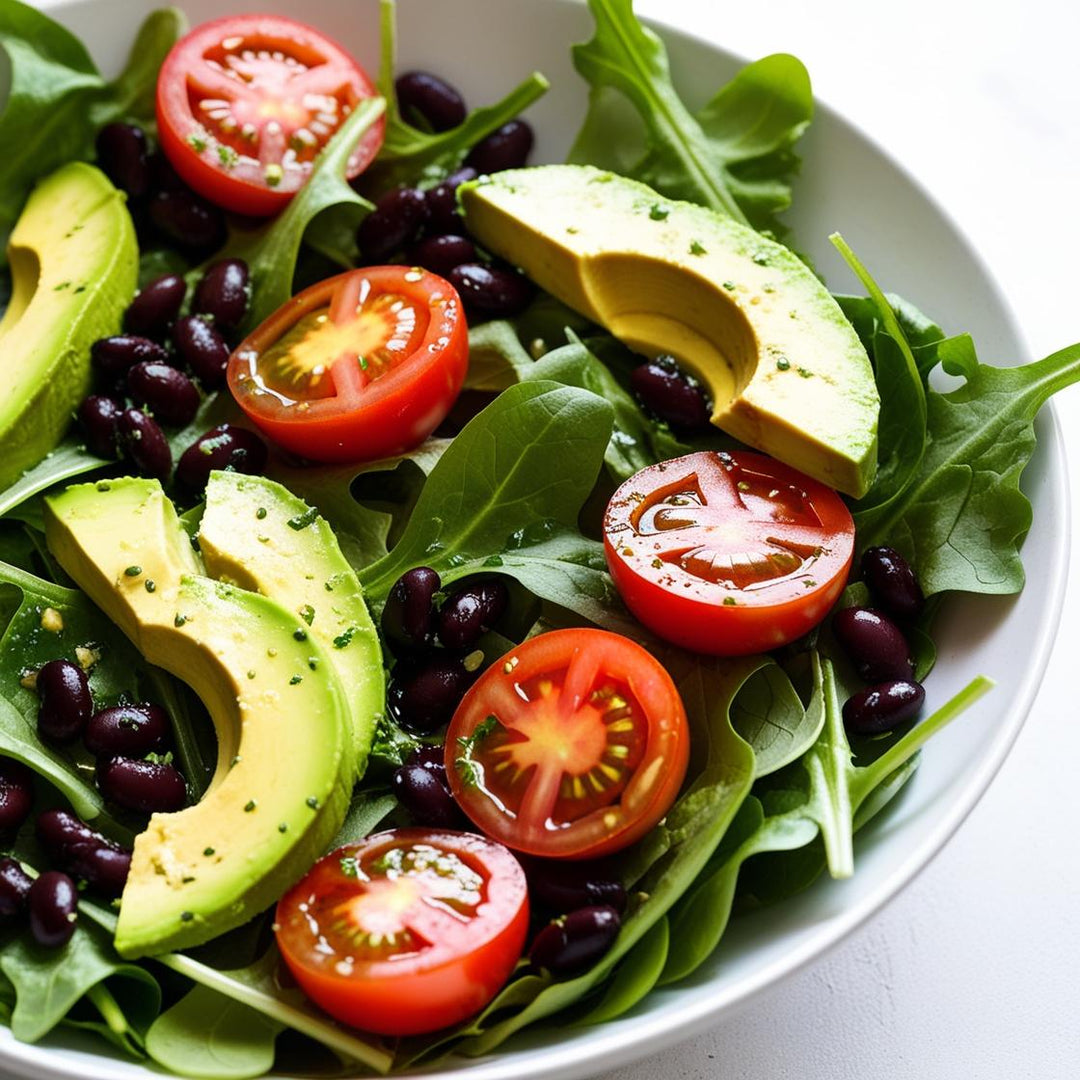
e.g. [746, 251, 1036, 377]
[446, 629, 689, 860]
[227, 266, 468, 463]
[156, 15, 384, 216]
[275, 829, 528, 1036]
[604, 450, 855, 656]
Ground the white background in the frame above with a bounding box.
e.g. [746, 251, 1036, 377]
[9, 2, 1080, 1079]
[597, 2, 1080, 1078]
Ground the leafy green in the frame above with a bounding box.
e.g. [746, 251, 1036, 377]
[0, 2, 183, 254]
[0, 437, 106, 521]
[199, 97, 384, 333]
[577, 916, 669, 1026]
[145, 987, 283, 1080]
[569, 0, 811, 234]
[465, 320, 537, 392]
[364, 0, 549, 194]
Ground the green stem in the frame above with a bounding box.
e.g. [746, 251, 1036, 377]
[817, 658, 854, 878]
[86, 982, 128, 1039]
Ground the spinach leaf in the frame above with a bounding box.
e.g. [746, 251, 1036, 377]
[145, 986, 283, 1080]
[198, 97, 385, 333]
[0, 914, 159, 1049]
[569, 0, 811, 234]
[358, 383, 614, 601]
[465, 320, 537, 392]
[0, 3, 182, 253]
[576, 916, 669, 1026]
[0, 436, 106, 521]
[364, 0, 548, 194]
[0, 560, 142, 827]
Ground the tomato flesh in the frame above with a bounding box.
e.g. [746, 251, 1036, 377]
[275, 829, 528, 1036]
[156, 15, 384, 215]
[604, 450, 855, 655]
[446, 629, 689, 859]
[227, 266, 468, 462]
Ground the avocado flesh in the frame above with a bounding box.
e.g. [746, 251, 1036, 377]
[460, 165, 879, 498]
[43, 479, 354, 957]
[0, 163, 137, 490]
[198, 470, 384, 773]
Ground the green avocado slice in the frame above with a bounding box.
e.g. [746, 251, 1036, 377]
[44, 478, 355, 957]
[0, 163, 137, 490]
[460, 164, 879, 497]
[197, 470, 384, 774]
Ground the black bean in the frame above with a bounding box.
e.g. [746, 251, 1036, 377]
[36, 660, 92, 744]
[77, 395, 123, 458]
[843, 679, 926, 736]
[861, 546, 925, 622]
[148, 188, 226, 252]
[412, 234, 477, 278]
[524, 859, 627, 916]
[98, 756, 187, 814]
[36, 809, 132, 898]
[0, 759, 34, 838]
[116, 408, 172, 481]
[381, 567, 441, 656]
[91, 335, 170, 382]
[392, 762, 462, 829]
[175, 424, 268, 493]
[0, 857, 32, 918]
[530, 905, 621, 976]
[438, 579, 508, 650]
[95, 123, 150, 200]
[395, 71, 468, 133]
[630, 356, 711, 433]
[192, 259, 250, 334]
[832, 607, 914, 683]
[173, 315, 231, 388]
[126, 362, 200, 428]
[85, 703, 170, 759]
[408, 744, 446, 772]
[28, 871, 78, 948]
[424, 167, 477, 234]
[448, 263, 532, 317]
[357, 187, 430, 263]
[386, 655, 471, 735]
[465, 119, 534, 174]
[124, 274, 186, 340]
[147, 150, 186, 194]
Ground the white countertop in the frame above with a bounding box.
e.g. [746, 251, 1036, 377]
[601, 1, 1080, 1077]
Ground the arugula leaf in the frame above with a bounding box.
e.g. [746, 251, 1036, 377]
[364, 0, 548, 194]
[0, 3, 182, 254]
[145, 986, 283, 1080]
[199, 97, 385, 333]
[568, 0, 811, 234]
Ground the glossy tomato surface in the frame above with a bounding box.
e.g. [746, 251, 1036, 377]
[604, 450, 855, 655]
[156, 14, 384, 215]
[227, 266, 468, 462]
[275, 829, 528, 1036]
[446, 629, 689, 859]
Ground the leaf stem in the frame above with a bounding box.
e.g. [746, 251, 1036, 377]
[86, 982, 129, 1039]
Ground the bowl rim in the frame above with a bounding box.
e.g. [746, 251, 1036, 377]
[0, 2, 1069, 1079]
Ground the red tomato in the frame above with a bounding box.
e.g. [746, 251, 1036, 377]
[156, 15, 384, 215]
[604, 450, 855, 656]
[445, 629, 689, 860]
[227, 266, 468, 462]
[275, 829, 528, 1036]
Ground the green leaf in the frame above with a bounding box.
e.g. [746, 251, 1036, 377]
[146, 986, 283, 1080]
[576, 916, 669, 1026]
[465, 320, 537, 392]
[199, 97, 385, 334]
[0, 436, 106, 521]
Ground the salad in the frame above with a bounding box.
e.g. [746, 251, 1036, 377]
[0, 0, 1077, 1075]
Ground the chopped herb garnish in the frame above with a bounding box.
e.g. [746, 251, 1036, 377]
[244, 799, 257, 812]
[287, 506, 319, 531]
[124, 565, 142, 577]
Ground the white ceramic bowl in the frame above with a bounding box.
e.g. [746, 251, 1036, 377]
[1, 2, 1067, 1079]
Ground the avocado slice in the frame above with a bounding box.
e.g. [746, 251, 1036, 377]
[43, 479, 355, 957]
[197, 470, 384, 772]
[0, 163, 137, 490]
[460, 165, 879, 497]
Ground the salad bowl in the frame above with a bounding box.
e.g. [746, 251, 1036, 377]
[0, 0, 1068, 1078]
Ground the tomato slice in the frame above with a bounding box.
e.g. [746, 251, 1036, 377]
[227, 266, 468, 462]
[156, 15, 384, 215]
[604, 450, 855, 655]
[445, 629, 689, 860]
[275, 829, 528, 1036]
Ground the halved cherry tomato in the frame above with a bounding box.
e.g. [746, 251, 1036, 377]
[275, 829, 528, 1036]
[604, 450, 855, 656]
[445, 629, 689, 860]
[227, 266, 468, 462]
[156, 15, 384, 215]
